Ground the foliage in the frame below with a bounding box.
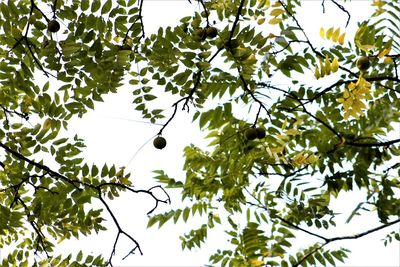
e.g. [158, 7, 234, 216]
[0, 0, 399, 266]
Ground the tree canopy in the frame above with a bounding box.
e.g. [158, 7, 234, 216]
[0, 0, 399, 266]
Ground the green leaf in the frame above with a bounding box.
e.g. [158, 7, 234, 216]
[101, 0, 112, 14]
[91, 0, 101, 12]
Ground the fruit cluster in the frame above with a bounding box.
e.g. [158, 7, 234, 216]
[244, 127, 266, 140]
[193, 26, 218, 41]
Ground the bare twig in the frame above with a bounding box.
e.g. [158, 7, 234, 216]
[330, 0, 351, 27]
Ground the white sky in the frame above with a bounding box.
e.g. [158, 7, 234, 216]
[2, 0, 399, 266]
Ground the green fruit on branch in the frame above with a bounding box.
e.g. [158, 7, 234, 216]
[244, 128, 258, 141]
[356, 56, 370, 71]
[153, 136, 167, 149]
[193, 28, 207, 41]
[206, 27, 218, 38]
[48, 19, 60, 33]
[256, 127, 266, 139]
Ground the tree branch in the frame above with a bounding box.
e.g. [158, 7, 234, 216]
[246, 193, 400, 267]
[278, 0, 357, 78]
[0, 141, 170, 265]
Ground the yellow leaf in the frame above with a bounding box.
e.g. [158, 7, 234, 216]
[338, 32, 346, 45]
[332, 28, 340, 42]
[292, 151, 307, 166]
[354, 24, 376, 52]
[314, 67, 321, 79]
[243, 54, 257, 64]
[340, 77, 371, 120]
[378, 47, 391, 58]
[284, 128, 300, 136]
[326, 27, 334, 39]
[320, 27, 325, 39]
[113, 35, 121, 43]
[332, 57, 339, 72]
[272, 1, 281, 7]
[281, 118, 287, 130]
[277, 134, 289, 141]
[269, 18, 282, 25]
[371, 0, 385, 8]
[319, 58, 325, 77]
[270, 8, 285, 16]
[383, 56, 393, 64]
[250, 259, 265, 267]
[293, 119, 303, 127]
[325, 56, 331, 75]
[257, 18, 266, 25]
[305, 153, 319, 164]
[347, 82, 356, 90]
[43, 118, 52, 130]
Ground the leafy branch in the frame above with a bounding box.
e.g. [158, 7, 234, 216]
[11, 0, 56, 78]
[156, 0, 247, 135]
[0, 104, 29, 125]
[123, 0, 145, 50]
[278, 0, 357, 78]
[0, 141, 170, 265]
[246, 195, 400, 267]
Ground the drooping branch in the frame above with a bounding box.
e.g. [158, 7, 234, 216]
[123, 0, 145, 47]
[10, 0, 56, 78]
[16, 196, 51, 258]
[293, 218, 400, 267]
[0, 141, 170, 265]
[246, 193, 400, 267]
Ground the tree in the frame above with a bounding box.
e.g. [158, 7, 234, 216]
[0, 0, 399, 266]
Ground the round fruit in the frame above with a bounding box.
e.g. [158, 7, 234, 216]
[356, 56, 370, 71]
[256, 127, 266, 139]
[193, 28, 206, 41]
[244, 128, 258, 141]
[153, 136, 167, 149]
[206, 27, 218, 38]
[48, 20, 60, 33]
